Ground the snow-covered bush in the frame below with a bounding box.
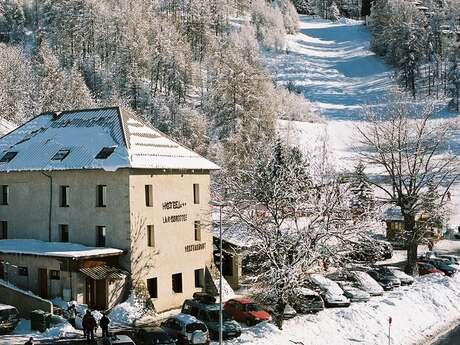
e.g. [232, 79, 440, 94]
[279, 0, 300, 34]
[328, 2, 340, 21]
[251, 0, 287, 51]
[277, 87, 319, 122]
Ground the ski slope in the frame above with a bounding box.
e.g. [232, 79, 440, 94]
[265, 16, 394, 120]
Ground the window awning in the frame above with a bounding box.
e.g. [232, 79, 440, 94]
[79, 265, 127, 280]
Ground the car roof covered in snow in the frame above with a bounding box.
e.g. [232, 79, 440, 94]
[0, 106, 219, 172]
[0, 304, 17, 311]
[172, 313, 204, 325]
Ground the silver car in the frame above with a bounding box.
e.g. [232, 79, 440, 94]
[337, 281, 370, 302]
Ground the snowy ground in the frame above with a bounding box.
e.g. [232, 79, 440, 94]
[213, 273, 460, 345]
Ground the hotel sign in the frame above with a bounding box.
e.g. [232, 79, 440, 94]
[162, 200, 188, 223]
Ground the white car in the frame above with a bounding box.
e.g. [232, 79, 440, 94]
[351, 271, 384, 296]
[98, 335, 136, 345]
[337, 281, 370, 302]
[385, 266, 415, 285]
[310, 274, 350, 307]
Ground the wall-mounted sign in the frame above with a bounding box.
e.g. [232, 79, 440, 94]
[163, 214, 188, 223]
[162, 201, 187, 210]
[185, 243, 206, 252]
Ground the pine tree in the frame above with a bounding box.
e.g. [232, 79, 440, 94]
[328, 1, 340, 21]
[349, 163, 375, 218]
[448, 51, 460, 111]
[291, 0, 313, 14]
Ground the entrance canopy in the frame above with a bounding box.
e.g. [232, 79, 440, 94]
[79, 265, 127, 280]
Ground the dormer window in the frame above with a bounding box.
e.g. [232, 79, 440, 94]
[0, 151, 17, 163]
[52, 149, 70, 161]
[95, 147, 115, 159]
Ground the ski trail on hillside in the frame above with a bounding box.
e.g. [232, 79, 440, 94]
[264, 16, 394, 120]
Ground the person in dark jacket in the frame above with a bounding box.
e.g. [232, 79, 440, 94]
[24, 337, 34, 345]
[82, 310, 96, 342]
[67, 303, 77, 328]
[99, 313, 110, 338]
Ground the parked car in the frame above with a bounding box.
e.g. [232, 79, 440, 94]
[224, 298, 271, 326]
[161, 314, 209, 345]
[0, 304, 19, 333]
[425, 259, 457, 276]
[350, 271, 384, 296]
[281, 304, 297, 320]
[182, 299, 241, 340]
[417, 262, 444, 276]
[137, 327, 176, 345]
[367, 268, 401, 290]
[384, 267, 414, 285]
[98, 335, 136, 345]
[336, 281, 370, 302]
[309, 274, 350, 307]
[289, 287, 325, 314]
[418, 251, 439, 260]
[437, 255, 460, 269]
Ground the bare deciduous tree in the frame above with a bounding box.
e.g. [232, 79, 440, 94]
[357, 91, 459, 275]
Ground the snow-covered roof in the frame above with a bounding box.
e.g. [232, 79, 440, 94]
[383, 206, 404, 221]
[0, 107, 219, 172]
[0, 239, 124, 259]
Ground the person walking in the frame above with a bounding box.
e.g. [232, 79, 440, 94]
[82, 310, 97, 342]
[99, 312, 110, 338]
[24, 337, 34, 345]
[67, 303, 77, 328]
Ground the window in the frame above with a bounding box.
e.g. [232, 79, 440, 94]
[193, 184, 200, 204]
[145, 185, 153, 207]
[96, 185, 107, 207]
[95, 147, 115, 159]
[59, 224, 69, 243]
[194, 268, 204, 288]
[59, 186, 69, 207]
[0, 221, 7, 239]
[147, 225, 155, 247]
[194, 221, 201, 241]
[0, 151, 17, 163]
[147, 277, 158, 298]
[1, 185, 8, 205]
[51, 149, 70, 161]
[96, 226, 106, 247]
[18, 266, 28, 276]
[172, 273, 183, 293]
[50, 270, 60, 280]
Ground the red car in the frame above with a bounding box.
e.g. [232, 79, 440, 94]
[224, 298, 271, 326]
[417, 262, 445, 276]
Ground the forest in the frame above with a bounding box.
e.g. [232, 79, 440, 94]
[0, 0, 314, 170]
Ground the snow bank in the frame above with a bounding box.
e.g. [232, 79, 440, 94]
[13, 317, 81, 341]
[215, 274, 460, 345]
[108, 294, 148, 326]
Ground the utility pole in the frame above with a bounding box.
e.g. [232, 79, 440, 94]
[209, 200, 228, 345]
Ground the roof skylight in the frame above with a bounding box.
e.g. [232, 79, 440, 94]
[51, 149, 70, 161]
[0, 151, 17, 163]
[95, 147, 116, 159]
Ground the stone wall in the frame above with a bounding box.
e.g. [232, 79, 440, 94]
[0, 280, 52, 318]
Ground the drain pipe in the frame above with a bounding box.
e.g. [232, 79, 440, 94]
[41, 172, 53, 242]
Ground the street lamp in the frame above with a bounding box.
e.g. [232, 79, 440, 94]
[209, 200, 228, 345]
